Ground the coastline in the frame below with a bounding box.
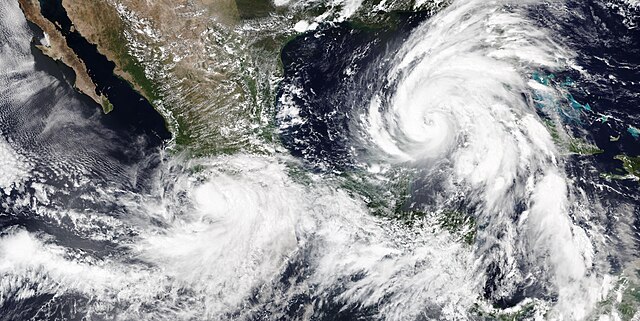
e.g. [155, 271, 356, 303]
[17, 0, 111, 113]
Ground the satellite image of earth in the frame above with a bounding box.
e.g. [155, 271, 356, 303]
[0, 0, 639, 320]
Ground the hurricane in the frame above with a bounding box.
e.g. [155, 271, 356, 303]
[1, 0, 639, 320]
[362, 0, 610, 314]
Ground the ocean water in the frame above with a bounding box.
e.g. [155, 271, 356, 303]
[1, 0, 640, 320]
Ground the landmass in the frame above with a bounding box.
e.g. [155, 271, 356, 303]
[601, 154, 640, 181]
[17, 0, 444, 155]
[17, 0, 113, 113]
[59, 0, 158, 102]
[542, 119, 605, 155]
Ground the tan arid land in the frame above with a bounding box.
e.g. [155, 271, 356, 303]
[107, 0, 282, 145]
[60, 0, 162, 103]
[17, 0, 113, 113]
[31, 0, 287, 154]
[17, 0, 438, 155]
